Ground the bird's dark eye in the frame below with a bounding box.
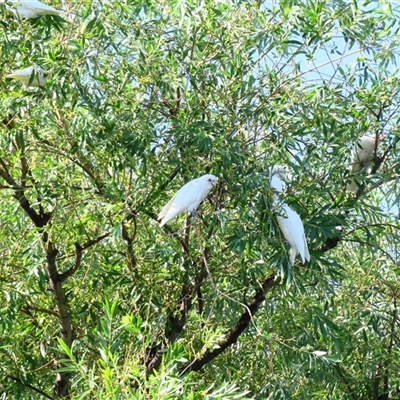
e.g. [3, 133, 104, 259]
[208, 178, 212, 182]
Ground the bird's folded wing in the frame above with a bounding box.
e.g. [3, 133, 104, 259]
[158, 179, 201, 219]
[158, 195, 176, 220]
[287, 209, 309, 262]
[20, 1, 62, 15]
[169, 181, 203, 211]
[303, 235, 310, 262]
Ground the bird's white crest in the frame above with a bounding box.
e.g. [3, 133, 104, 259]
[158, 174, 218, 226]
[7, 66, 47, 88]
[275, 201, 310, 264]
[347, 135, 378, 193]
[270, 165, 286, 193]
[11, 0, 62, 18]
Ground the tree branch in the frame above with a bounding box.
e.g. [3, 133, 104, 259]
[2, 113, 16, 130]
[374, 363, 382, 400]
[178, 272, 279, 375]
[0, 158, 51, 227]
[333, 364, 357, 400]
[145, 279, 194, 373]
[22, 302, 59, 317]
[374, 135, 400, 173]
[5, 375, 54, 400]
[145, 250, 209, 374]
[81, 231, 110, 250]
[43, 234, 71, 398]
[380, 296, 398, 399]
[38, 140, 106, 196]
[122, 214, 138, 272]
[142, 209, 189, 255]
[146, 165, 181, 203]
[0, 158, 18, 186]
[59, 232, 110, 283]
[320, 130, 393, 252]
[0, 151, 52, 226]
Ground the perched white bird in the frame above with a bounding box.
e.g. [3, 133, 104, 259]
[347, 135, 377, 193]
[7, 66, 47, 87]
[158, 174, 218, 227]
[275, 200, 310, 265]
[11, 0, 62, 19]
[270, 165, 286, 193]
[270, 165, 309, 264]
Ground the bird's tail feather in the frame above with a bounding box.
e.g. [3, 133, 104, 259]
[289, 248, 296, 265]
[346, 179, 359, 193]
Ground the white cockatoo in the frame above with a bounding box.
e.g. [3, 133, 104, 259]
[347, 135, 378, 193]
[158, 174, 218, 227]
[7, 66, 47, 87]
[275, 202, 310, 265]
[11, 0, 62, 19]
[270, 165, 310, 264]
[270, 165, 286, 193]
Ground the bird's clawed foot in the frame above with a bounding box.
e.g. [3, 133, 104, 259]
[191, 209, 198, 224]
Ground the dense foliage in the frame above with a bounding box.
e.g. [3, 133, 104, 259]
[0, 0, 399, 398]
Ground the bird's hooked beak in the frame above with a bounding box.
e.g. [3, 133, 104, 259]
[209, 177, 218, 187]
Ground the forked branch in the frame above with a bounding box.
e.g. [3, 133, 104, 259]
[59, 232, 110, 282]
